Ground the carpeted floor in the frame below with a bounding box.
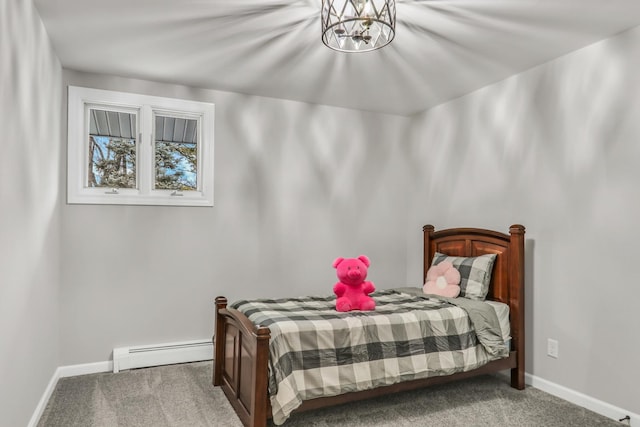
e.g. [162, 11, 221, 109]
[37, 361, 620, 427]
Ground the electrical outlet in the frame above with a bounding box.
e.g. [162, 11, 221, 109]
[547, 338, 559, 358]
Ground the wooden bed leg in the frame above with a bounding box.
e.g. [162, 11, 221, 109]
[511, 366, 525, 390]
[213, 296, 227, 386]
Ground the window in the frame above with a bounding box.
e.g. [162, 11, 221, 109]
[67, 86, 214, 206]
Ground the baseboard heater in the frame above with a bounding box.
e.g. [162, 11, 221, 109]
[112, 339, 213, 373]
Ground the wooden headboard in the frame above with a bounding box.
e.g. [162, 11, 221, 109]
[423, 225, 525, 305]
[423, 224, 526, 384]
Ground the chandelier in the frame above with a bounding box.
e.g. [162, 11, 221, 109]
[321, 0, 396, 53]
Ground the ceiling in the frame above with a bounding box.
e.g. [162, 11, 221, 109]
[35, 0, 640, 116]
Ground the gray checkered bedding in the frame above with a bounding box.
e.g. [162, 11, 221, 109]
[231, 289, 509, 425]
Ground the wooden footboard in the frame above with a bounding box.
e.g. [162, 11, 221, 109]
[213, 224, 526, 427]
[213, 297, 270, 427]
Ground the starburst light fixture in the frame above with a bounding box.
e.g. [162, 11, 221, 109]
[321, 0, 396, 53]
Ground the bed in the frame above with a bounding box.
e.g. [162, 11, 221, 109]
[213, 224, 525, 427]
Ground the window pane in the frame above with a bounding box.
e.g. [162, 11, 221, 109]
[88, 108, 137, 188]
[154, 115, 198, 190]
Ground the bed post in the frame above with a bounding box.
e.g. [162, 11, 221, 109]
[508, 224, 526, 390]
[251, 327, 270, 427]
[213, 296, 227, 386]
[423, 224, 435, 283]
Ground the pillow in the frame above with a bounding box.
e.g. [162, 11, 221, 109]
[431, 252, 497, 300]
[423, 261, 461, 298]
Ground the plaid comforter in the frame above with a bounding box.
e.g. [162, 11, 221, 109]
[231, 289, 508, 425]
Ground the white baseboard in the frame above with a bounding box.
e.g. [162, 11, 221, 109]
[27, 360, 113, 427]
[27, 360, 114, 427]
[29, 339, 213, 427]
[27, 366, 61, 427]
[59, 360, 113, 378]
[525, 373, 638, 426]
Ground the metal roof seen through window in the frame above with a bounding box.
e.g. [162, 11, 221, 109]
[89, 109, 197, 144]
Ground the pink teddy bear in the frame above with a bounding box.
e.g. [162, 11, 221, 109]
[423, 261, 461, 298]
[333, 255, 376, 312]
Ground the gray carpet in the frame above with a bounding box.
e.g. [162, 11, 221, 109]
[38, 362, 620, 427]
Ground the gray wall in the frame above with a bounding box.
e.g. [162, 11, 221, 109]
[405, 25, 640, 415]
[60, 70, 412, 364]
[0, 0, 62, 426]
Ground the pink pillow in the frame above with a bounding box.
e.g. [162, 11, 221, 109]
[423, 261, 461, 298]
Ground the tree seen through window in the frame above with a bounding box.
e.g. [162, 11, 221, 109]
[88, 136, 136, 188]
[154, 116, 198, 191]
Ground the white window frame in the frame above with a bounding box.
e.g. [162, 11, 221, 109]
[67, 86, 214, 206]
